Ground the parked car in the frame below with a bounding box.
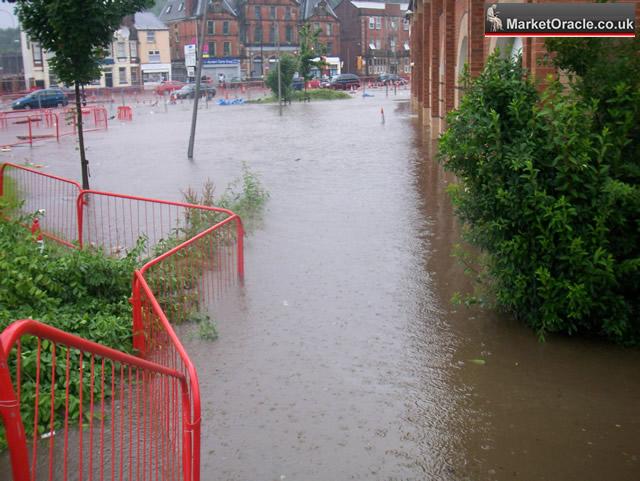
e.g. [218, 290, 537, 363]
[377, 73, 408, 85]
[173, 84, 216, 99]
[11, 88, 68, 109]
[329, 73, 361, 90]
[292, 78, 305, 91]
[155, 80, 185, 95]
[306, 79, 321, 89]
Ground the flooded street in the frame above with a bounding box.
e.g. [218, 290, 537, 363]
[8, 92, 640, 480]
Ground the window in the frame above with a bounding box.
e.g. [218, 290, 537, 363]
[403, 18, 409, 30]
[270, 6, 276, 19]
[148, 50, 161, 62]
[116, 41, 126, 58]
[147, 31, 156, 42]
[131, 68, 138, 84]
[369, 17, 375, 29]
[119, 67, 127, 84]
[390, 39, 396, 50]
[129, 41, 138, 59]
[375, 17, 381, 29]
[327, 23, 332, 36]
[223, 42, 231, 57]
[327, 41, 333, 54]
[285, 25, 293, 42]
[375, 39, 381, 49]
[285, 7, 291, 20]
[223, 21, 229, 35]
[207, 41, 216, 57]
[269, 23, 276, 43]
[32, 42, 42, 64]
[207, 20, 215, 35]
[178, 2, 184, 11]
[165, 5, 172, 13]
[390, 19, 397, 30]
[255, 25, 262, 43]
[254, 6, 261, 19]
[314, 22, 320, 32]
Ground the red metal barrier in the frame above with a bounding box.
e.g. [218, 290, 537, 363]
[0, 320, 191, 481]
[0, 162, 82, 248]
[0, 162, 245, 481]
[117, 106, 133, 121]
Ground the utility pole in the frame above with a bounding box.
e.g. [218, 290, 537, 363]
[276, 22, 282, 115]
[187, 0, 210, 159]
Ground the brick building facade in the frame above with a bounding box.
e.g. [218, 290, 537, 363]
[160, 0, 242, 81]
[335, 0, 410, 76]
[160, 0, 341, 80]
[409, 0, 640, 138]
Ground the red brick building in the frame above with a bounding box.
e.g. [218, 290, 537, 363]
[302, 0, 341, 58]
[409, 0, 640, 137]
[160, 0, 342, 79]
[160, 0, 242, 82]
[334, 0, 410, 76]
[242, 0, 301, 78]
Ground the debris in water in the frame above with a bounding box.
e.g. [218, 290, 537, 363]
[469, 358, 486, 365]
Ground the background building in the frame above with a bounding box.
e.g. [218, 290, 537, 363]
[160, 0, 241, 82]
[135, 12, 173, 85]
[334, 0, 410, 76]
[20, 12, 171, 89]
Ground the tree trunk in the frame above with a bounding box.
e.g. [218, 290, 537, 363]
[75, 83, 90, 189]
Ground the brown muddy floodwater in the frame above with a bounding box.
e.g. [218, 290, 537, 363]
[5, 91, 640, 481]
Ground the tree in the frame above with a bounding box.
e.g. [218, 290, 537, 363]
[15, 0, 154, 189]
[298, 23, 326, 92]
[265, 54, 297, 103]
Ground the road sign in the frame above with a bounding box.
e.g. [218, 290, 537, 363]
[187, 66, 195, 77]
[184, 44, 197, 67]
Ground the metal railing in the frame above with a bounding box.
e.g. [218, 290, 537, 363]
[0, 162, 245, 481]
[0, 107, 108, 148]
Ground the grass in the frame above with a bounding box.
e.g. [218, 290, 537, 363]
[247, 89, 352, 103]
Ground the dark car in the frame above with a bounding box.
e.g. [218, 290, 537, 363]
[292, 78, 305, 91]
[11, 88, 68, 109]
[377, 73, 408, 85]
[329, 74, 361, 90]
[174, 84, 216, 99]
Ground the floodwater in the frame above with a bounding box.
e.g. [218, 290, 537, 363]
[5, 91, 640, 480]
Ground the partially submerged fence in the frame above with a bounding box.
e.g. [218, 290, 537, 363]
[0, 107, 108, 148]
[0, 162, 245, 481]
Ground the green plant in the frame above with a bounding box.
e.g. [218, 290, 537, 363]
[0, 214, 140, 449]
[265, 54, 297, 102]
[439, 50, 639, 344]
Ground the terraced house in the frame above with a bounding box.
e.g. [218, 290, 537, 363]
[160, 0, 342, 80]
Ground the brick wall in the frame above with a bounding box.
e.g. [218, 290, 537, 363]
[411, 0, 639, 134]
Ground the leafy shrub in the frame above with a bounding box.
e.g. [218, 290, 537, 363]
[439, 50, 639, 344]
[265, 54, 297, 102]
[0, 212, 140, 449]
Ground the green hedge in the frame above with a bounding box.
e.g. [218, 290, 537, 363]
[439, 44, 639, 344]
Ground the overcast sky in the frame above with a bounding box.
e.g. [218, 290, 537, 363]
[0, 4, 18, 29]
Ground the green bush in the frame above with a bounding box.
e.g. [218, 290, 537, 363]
[0, 211, 139, 449]
[439, 49, 639, 344]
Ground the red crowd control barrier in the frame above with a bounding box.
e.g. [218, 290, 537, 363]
[117, 106, 133, 121]
[0, 107, 108, 147]
[0, 162, 245, 481]
[0, 162, 82, 247]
